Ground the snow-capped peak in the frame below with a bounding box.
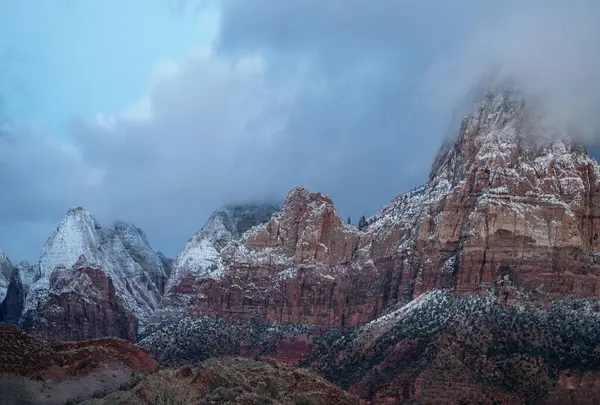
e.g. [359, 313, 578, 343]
[23, 207, 167, 326]
[165, 202, 279, 293]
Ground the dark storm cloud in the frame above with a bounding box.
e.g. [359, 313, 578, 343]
[2, 0, 600, 262]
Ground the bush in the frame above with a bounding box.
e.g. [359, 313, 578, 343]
[0, 376, 37, 405]
[144, 375, 195, 405]
[200, 386, 244, 404]
[91, 389, 107, 398]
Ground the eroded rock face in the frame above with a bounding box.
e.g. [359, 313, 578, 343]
[366, 89, 600, 300]
[165, 88, 600, 328]
[20, 256, 136, 341]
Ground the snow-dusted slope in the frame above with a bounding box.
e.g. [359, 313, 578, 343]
[165, 203, 279, 293]
[23, 207, 167, 328]
[0, 250, 14, 303]
[113, 221, 168, 293]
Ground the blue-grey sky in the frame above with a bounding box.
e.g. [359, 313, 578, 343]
[1, 0, 599, 262]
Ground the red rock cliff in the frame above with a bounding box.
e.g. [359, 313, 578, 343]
[166, 89, 600, 326]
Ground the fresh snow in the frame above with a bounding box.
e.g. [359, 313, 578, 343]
[23, 207, 167, 326]
[166, 203, 279, 293]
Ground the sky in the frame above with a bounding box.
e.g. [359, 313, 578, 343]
[1, 0, 599, 262]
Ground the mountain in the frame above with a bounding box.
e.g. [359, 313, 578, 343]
[16, 207, 168, 341]
[3, 86, 600, 403]
[160, 88, 600, 331]
[163, 202, 279, 306]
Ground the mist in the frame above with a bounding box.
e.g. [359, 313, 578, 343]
[423, 1, 600, 145]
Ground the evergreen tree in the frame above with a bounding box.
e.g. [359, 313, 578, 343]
[358, 215, 367, 231]
[347, 217, 352, 225]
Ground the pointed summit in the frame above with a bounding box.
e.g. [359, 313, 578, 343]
[165, 201, 279, 298]
[20, 208, 168, 340]
[428, 88, 595, 200]
[40, 207, 101, 282]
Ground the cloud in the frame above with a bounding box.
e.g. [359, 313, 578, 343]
[2, 1, 600, 262]
[423, 1, 600, 144]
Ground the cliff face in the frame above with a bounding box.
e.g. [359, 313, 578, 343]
[20, 256, 137, 341]
[164, 89, 600, 327]
[368, 89, 600, 299]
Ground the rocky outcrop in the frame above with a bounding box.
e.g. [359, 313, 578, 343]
[86, 357, 363, 405]
[157, 251, 174, 278]
[21, 255, 136, 341]
[163, 88, 600, 329]
[20, 207, 167, 341]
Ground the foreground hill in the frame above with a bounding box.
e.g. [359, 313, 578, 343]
[82, 357, 363, 405]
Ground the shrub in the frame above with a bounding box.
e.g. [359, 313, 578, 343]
[199, 386, 244, 404]
[144, 375, 195, 405]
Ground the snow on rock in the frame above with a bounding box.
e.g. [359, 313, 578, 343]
[21, 207, 166, 338]
[165, 202, 279, 294]
[174, 87, 600, 329]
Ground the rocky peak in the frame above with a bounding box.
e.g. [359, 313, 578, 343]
[201, 202, 280, 250]
[429, 89, 594, 197]
[20, 207, 166, 340]
[165, 202, 279, 296]
[241, 186, 358, 266]
[112, 220, 168, 293]
[0, 261, 38, 325]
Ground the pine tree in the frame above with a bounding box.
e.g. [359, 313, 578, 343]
[347, 217, 352, 225]
[358, 215, 367, 231]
